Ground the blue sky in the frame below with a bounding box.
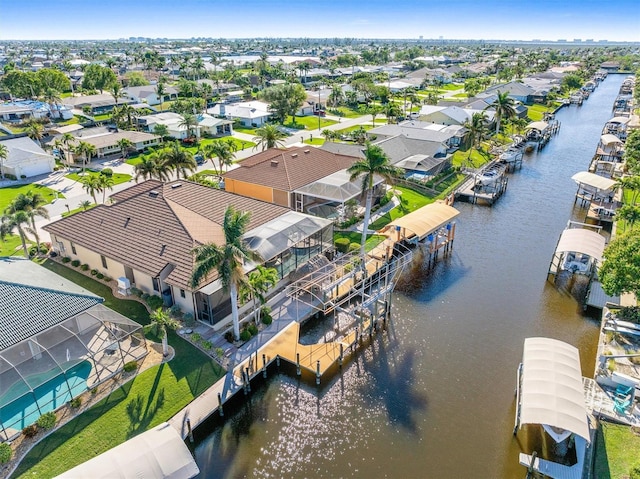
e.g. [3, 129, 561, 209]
[0, 0, 638, 41]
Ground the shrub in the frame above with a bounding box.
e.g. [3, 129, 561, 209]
[131, 287, 143, 297]
[123, 361, 138, 372]
[36, 412, 56, 430]
[61, 256, 71, 263]
[100, 168, 113, 177]
[69, 397, 82, 408]
[71, 259, 81, 267]
[141, 292, 150, 301]
[49, 251, 58, 258]
[80, 264, 89, 271]
[96, 272, 104, 280]
[344, 263, 354, 273]
[191, 332, 202, 342]
[201, 340, 212, 350]
[183, 313, 195, 327]
[0, 442, 11, 464]
[248, 324, 259, 336]
[620, 306, 640, 324]
[22, 424, 38, 438]
[335, 237, 350, 253]
[262, 315, 273, 325]
[379, 191, 393, 207]
[631, 463, 640, 479]
[224, 331, 235, 343]
[91, 387, 98, 395]
[168, 305, 183, 318]
[240, 329, 252, 341]
[261, 305, 272, 325]
[146, 295, 163, 310]
[103, 275, 112, 282]
[348, 242, 360, 253]
[215, 347, 225, 358]
[90, 269, 98, 276]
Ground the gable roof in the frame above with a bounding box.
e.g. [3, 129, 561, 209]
[224, 146, 360, 192]
[44, 180, 289, 290]
[0, 137, 53, 167]
[0, 258, 103, 350]
[484, 81, 535, 97]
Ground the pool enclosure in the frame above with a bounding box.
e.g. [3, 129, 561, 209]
[0, 304, 147, 441]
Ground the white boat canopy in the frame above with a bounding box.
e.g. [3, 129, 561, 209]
[525, 121, 548, 131]
[243, 211, 332, 261]
[382, 202, 459, 241]
[571, 171, 617, 192]
[294, 169, 383, 203]
[519, 337, 590, 442]
[54, 423, 200, 479]
[600, 133, 623, 145]
[608, 116, 630, 124]
[555, 228, 606, 263]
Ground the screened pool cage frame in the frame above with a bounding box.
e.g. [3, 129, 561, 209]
[0, 304, 147, 440]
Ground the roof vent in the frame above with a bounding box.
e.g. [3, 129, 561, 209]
[124, 217, 131, 227]
[171, 183, 182, 189]
[271, 160, 279, 166]
[291, 153, 298, 158]
[304, 149, 310, 154]
[149, 190, 159, 197]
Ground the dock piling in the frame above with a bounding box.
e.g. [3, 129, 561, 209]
[276, 354, 280, 367]
[339, 343, 343, 367]
[262, 354, 267, 379]
[296, 353, 301, 376]
[316, 360, 321, 385]
[245, 367, 251, 393]
[218, 392, 224, 417]
[186, 418, 194, 443]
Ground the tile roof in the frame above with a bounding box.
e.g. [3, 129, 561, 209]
[44, 180, 289, 290]
[224, 146, 360, 192]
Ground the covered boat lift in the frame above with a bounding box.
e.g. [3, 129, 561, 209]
[571, 171, 617, 206]
[514, 337, 591, 479]
[55, 422, 200, 479]
[547, 223, 606, 279]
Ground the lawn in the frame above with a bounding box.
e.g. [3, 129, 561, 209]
[527, 104, 553, 122]
[284, 115, 337, 130]
[304, 138, 325, 146]
[65, 170, 132, 185]
[334, 124, 376, 135]
[452, 148, 491, 168]
[0, 234, 30, 257]
[12, 260, 225, 479]
[594, 421, 640, 479]
[61, 203, 97, 218]
[0, 183, 62, 212]
[92, 113, 112, 122]
[233, 126, 258, 135]
[333, 232, 386, 252]
[369, 186, 434, 231]
[328, 106, 363, 118]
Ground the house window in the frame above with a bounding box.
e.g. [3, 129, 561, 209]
[71, 242, 77, 255]
[180, 289, 186, 298]
[101, 255, 108, 269]
[152, 277, 160, 292]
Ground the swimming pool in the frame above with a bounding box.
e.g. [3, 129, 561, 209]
[0, 360, 92, 433]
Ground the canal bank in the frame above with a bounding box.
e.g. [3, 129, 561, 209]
[191, 75, 626, 479]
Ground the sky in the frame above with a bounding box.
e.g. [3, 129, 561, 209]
[0, 0, 638, 42]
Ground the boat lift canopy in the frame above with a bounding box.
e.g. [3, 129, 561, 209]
[608, 116, 630, 125]
[600, 134, 623, 146]
[571, 171, 617, 192]
[55, 423, 200, 479]
[382, 202, 459, 241]
[555, 228, 606, 263]
[518, 337, 590, 442]
[525, 121, 548, 132]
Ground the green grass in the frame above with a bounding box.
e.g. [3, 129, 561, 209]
[65, 170, 132, 185]
[284, 115, 338, 130]
[452, 148, 491, 168]
[527, 104, 555, 122]
[0, 234, 30, 257]
[303, 138, 325, 145]
[13, 260, 225, 479]
[451, 92, 468, 98]
[62, 203, 97, 218]
[233, 126, 258, 135]
[328, 107, 363, 118]
[594, 421, 640, 479]
[334, 124, 376, 135]
[125, 157, 143, 166]
[333, 232, 386, 252]
[0, 183, 62, 212]
[92, 113, 112, 122]
[369, 186, 434, 231]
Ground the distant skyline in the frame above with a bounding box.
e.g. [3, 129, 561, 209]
[0, 0, 639, 42]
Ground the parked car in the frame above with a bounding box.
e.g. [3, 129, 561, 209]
[195, 154, 205, 165]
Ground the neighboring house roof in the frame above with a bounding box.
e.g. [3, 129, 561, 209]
[483, 81, 535, 97]
[374, 135, 447, 164]
[224, 146, 359, 192]
[0, 137, 52, 167]
[50, 124, 84, 135]
[209, 101, 271, 120]
[369, 122, 464, 143]
[0, 257, 103, 350]
[43, 180, 289, 290]
[124, 85, 178, 98]
[74, 130, 159, 150]
[63, 94, 134, 108]
[198, 114, 233, 128]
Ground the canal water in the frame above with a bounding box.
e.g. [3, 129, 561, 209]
[193, 75, 625, 479]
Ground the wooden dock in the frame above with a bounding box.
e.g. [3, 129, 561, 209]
[455, 162, 508, 206]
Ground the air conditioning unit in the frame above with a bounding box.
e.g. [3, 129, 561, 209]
[117, 277, 131, 296]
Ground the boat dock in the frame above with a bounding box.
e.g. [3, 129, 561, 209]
[455, 161, 508, 205]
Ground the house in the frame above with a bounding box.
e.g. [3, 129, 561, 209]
[44, 180, 333, 325]
[417, 105, 495, 127]
[368, 121, 467, 151]
[137, 112, 199, 140]
[0, 100, 73, 122]
[0, 257, 147, 441]
[196, 79, 241, 95]
[0, 137, 55, 178]
[224, 146, 363, 210]
[63, 94, 135, 115]
[480, 81, 536, 104]
[305, 88, 331, 112]
[123, 85, 178, 106]
[198, 113, 234, 137]
[69, 127, 160, 160]
[208, 100, 271, 127]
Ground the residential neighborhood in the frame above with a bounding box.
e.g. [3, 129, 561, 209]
[0, 16, 639, 479]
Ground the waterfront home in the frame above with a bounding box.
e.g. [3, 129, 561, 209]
[417, 105, 495, 127]
[62, 93, 135, 115]
[367, 120, 467, 151]
[44, 180, 333, 325]
[0, 258, 147, 441]
[480, 81, 535, 104]
[137, 111, 200, 139]
[0, 137, 55, 178]
[65, 126, 160, 161]
[208, 100, 271, 127]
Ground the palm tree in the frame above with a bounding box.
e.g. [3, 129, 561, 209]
[239, 265, 279, 325]
[487, 91, 517, 135]
[155, 82, 165, 111]
[204, 140, 235, 175]
[79, 199, 92, 211]
[6, 191, 49, 251]
[384, 102, 401, 124]
[42, 88, 62, 118]
[190, 206, 260, 341]
[80, 174, 101, 204]
[179, 113, 198, 140]
[253, 124, 286, 151]
[0, 210, 32, 258]
[133, 155, 161, 182]
[98, 174, 115, 203]
[617, 204, 640, 231]
[110, 82, 124, 107]
[74, 141, 96, 173]
[25, 121, 44, 146]
[116, 138, 134, 159]
[145, 308, 180, 357]
[161, 142, 196, 180]
[0, 143, 7, 180]
[60, 132, 75, 166]
[367, 104, 383, 126]
[153, 123, 169, 141]
[322, 129, 337, 142]
[347, 143, 402, 257]
[463, 112, 488, 162]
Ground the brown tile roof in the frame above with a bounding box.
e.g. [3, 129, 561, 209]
[224, 146, 360, 192]
[44, 180, 289, 290]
